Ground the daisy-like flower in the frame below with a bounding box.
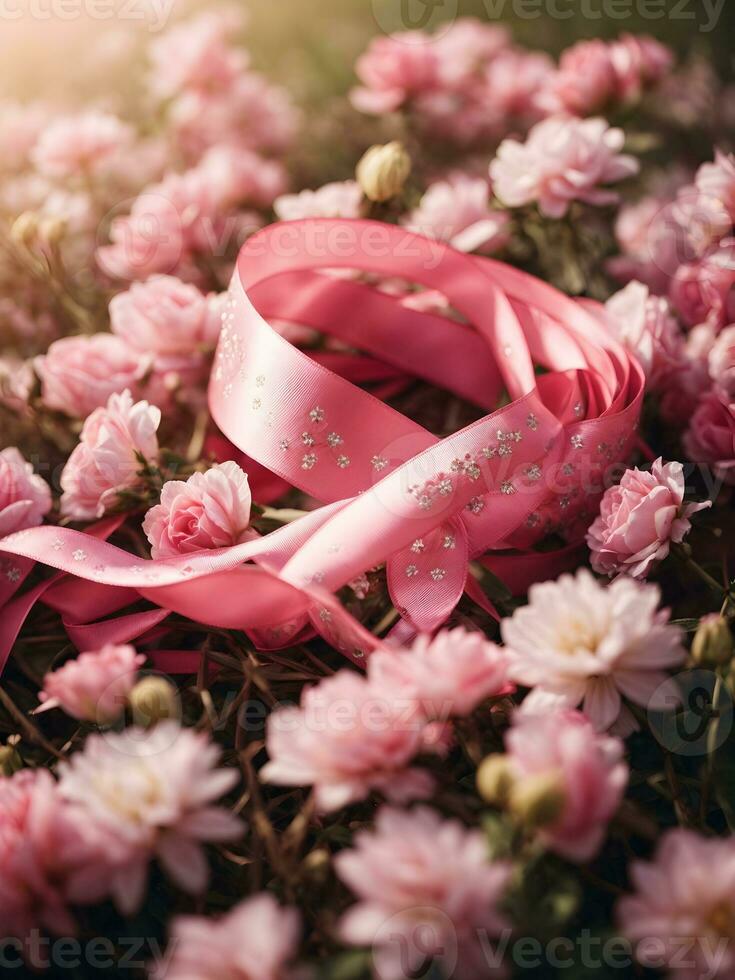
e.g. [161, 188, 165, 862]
[618, 829, 735, 978]
[261, 671, 432, 812]
[336, 806, 512, 980]
[57, 723, 242, 914]
[501, 569, 686, 733]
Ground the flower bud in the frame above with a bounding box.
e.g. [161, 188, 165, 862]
[356, 141, 411, 202]
[128, 676, 179, 726]
[38, 216, 67, 247]
[10, 211, 39, 247]
[509, 772, 566, 829]
[691, 614, 733, 668]
[302, 848, 331, 884]
[476, 754, 515, 806]
[0, 744, 23, 777]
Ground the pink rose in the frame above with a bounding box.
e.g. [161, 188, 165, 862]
[483, 49, 553, 123]
[587, 458, 710, 578]
[35, 334, 145, 419]
[0, 447, 52, 538]
[684, 389, 735, 485]
[403, 173, 510, 253]
[96, 188, 187, 282]
[709, 324, 735, 399]
[151, 894, 300, 980]
[38, 644, 145, 723]
[170, 73, 299, 160]
[0, 100, 50, 172]
[696, 149, 735, 224]
[197, 145, 287, 210]
[369, 627, 509, 719]
[148, 10, 247, 100]
[335, 806, 511, 980]
[261, 671, 433, 812]
[60, 390, 161, 521]
[32, 110, 133, 179]
[610, 34, 673, 103]
[142, 461, 252, 559]
[490, 116, 638, 219]
[504, 709, 628, 861]
[604, 281, 686, 390]
[433, 17, 509, 85]
[274, 180, 363, 221]
[542, 40, 619, 116]
[110, 276, 222, 382]
[669, 239, 735, 329]
[350, 33, 440, 114]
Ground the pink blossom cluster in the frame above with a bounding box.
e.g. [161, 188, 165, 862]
[352, 23, 671, 146]
[541, 35, 672, 117]
[148, 10, 299, 162]
[608, 149, 735, 477]
[263, 627, 509, 810]
[0, 722, 241, 939]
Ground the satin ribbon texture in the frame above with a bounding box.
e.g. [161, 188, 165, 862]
[0, 219, 644, 671]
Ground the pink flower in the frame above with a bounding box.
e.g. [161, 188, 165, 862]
[504, 709, 627, 861]
[38, 644, 145, 723]
[335, 806, 512, 980]
[148, 10, 247, 100]
[490, 116, 638, 219]
[610, 34, 674, 102]
[369, 627, 509, 719]
[152, 894, 300, 980]
[0, 447, 51, 538]
[351, 32, 440, 114]
[618, 829, 735, 978]
[0, 100, 50, 172]
[35, 333, 144, 419]
[96, 186, 187, 282]
[669, 239, 735, 330]
[110, 276, 221, 384]
[143, 462, 252, 559]
[197, 144, 287, 210]
[696, 150, 735, 224]
[60, 390, 160, 521]
[610, 191, 690, 294]
[0, 769, 124, 943]
[587, 459, 710, 579]
[403, 174, 510, 253]
[170, 73, 299, 160]
[709, 324, 735, 399]
[32, 110, 133, 179]
[543, 40, 619, 116]
[684, 389, 735, 485]
[261, 671, 433, 812]
[483, 49, 554, 123]
[432, 18, 509, 86]
[604, 281, 686, 390]
[502, 569, 686, 733]
[274, 180, 363, 220]
[58, 722, 242, 914]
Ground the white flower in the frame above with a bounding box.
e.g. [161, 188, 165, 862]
[501, 569, 686, 733]
[57, 723, 241, 914]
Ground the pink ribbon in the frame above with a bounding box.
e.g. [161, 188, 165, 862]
[0, 220, 643, 672]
